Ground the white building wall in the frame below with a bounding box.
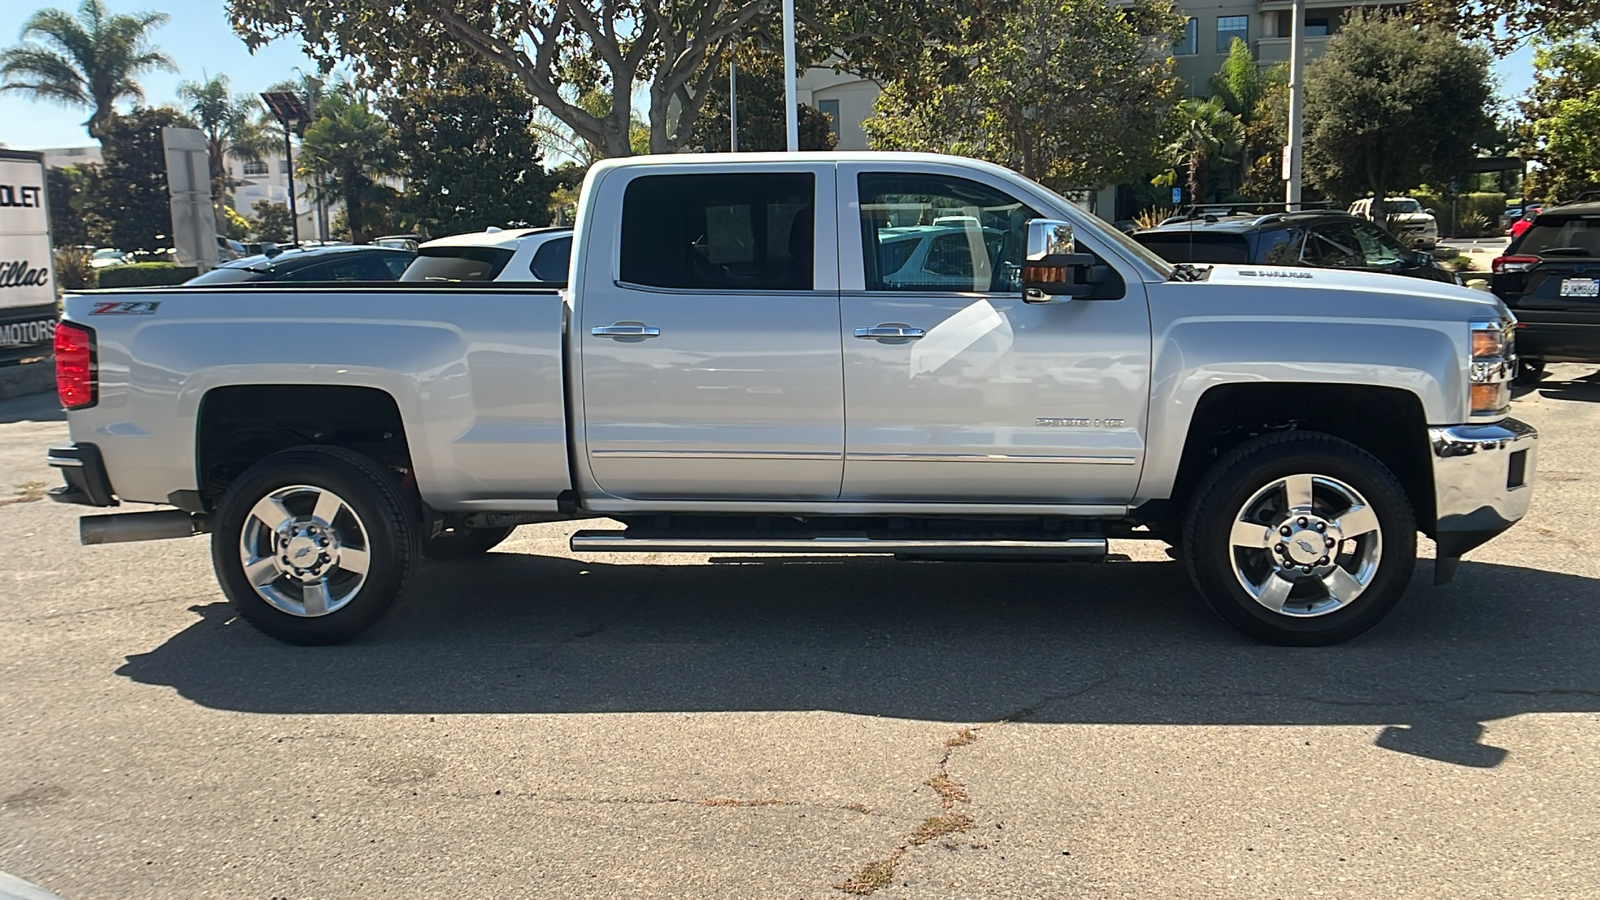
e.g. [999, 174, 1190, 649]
[226, 151, 336, 242]
[37, 146, 103, 169]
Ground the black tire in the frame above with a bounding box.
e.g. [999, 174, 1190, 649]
[211, 445, 415, 645]
[422, 525, 515, 560]
[1183, 432, 1416, 646]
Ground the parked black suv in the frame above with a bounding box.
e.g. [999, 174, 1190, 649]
[1492, 199, 1600, 381]
[1133, 207, 1459, 285]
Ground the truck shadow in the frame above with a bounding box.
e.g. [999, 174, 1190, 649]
[117, 555, 1599, 770]
[1520, 369, 1600, 403]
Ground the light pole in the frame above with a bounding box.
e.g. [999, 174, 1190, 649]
[1284, 0, 1306, 205]
[729, 53, 739, 152]
[260, 90, 310, 246]
[782, 0, 798, 151]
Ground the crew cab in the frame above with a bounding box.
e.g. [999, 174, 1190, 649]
[46, 152, 1536, 647]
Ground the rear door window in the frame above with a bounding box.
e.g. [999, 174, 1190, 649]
[1256, 229, 1303, 265]
[619, 172, 815, 291]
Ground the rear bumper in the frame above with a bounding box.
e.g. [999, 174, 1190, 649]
[47, 442, 118, 507]
[1507, 319, 1600, 364]
[1428, 419, 1536, 565]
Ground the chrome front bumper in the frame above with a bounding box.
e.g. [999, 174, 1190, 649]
[1428, 418, 1537, 574]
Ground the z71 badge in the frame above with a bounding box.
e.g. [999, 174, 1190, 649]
[90, 300, 161, 315]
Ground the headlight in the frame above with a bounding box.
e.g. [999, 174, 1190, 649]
[1469, 318, 1512, 416]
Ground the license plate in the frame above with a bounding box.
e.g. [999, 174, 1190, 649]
[1561, 278, 1600, 297]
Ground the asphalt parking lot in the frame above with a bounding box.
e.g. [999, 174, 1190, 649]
[2, 372, 1598, 899]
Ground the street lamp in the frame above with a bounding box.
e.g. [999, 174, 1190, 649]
[260, 90, 311, 246]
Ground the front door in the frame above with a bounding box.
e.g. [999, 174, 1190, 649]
[579, 164, 844, 500]
[837, 166, 1151, 504]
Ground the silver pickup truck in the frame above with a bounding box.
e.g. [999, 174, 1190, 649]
[46, 152, 1537, 646]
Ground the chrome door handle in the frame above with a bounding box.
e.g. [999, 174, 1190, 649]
[854, 324, 925, 343]
[591, 323, 661, 340]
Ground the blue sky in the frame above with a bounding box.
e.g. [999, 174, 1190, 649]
[0, 0, 1541, 151]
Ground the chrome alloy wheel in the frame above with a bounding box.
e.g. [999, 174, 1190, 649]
[1226, 473, 1383, 617]
[238, 484, 371, 617]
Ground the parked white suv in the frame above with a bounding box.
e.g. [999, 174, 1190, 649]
[401, 226, 573, 283]
[1348, 197, 1439, 249]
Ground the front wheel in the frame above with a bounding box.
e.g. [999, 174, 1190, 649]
[1183, 432, 1417, 646]
[211, 446, 416, 645]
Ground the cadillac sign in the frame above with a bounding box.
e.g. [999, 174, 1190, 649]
[0, 150, 58, 364]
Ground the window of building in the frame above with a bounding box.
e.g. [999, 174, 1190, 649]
[1217, 15, 1249, 53]
[619, 172, 815, 291]
[1306, 17, 1330, 35]
[242, 159, 269, 176]
[818, 99, 841, 144]
[1176, 17, 1198, 55]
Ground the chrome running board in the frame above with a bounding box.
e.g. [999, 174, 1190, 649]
[570, 531, 1107, 559]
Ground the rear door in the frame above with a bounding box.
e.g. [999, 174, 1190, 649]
[577, 163, 844, 500]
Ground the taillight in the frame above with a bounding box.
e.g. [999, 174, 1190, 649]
[54, 321, 96, 410]
[1492, 255, 1537, 274]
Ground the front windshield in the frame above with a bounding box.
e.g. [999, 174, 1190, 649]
[91, 249, 122, 260]
[1390, 199, 1423, 213]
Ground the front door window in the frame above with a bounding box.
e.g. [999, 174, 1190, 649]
[857, 173, 1036, 294]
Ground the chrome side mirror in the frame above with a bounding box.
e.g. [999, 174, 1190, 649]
[1026, 219, 1076, 261]
[1022, 218, 1094, 302]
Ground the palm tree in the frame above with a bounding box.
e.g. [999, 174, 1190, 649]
[1169, 97, 1244, 205]
[295, 88, 401, 244]
[1210, 38, 1286, 192]
[0, 0, 173, 141]
[178, 73, 276, 227]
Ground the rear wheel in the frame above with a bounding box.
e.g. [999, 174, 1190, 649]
[1183, 432, 1416, 646]
[211, 446, 415, 645]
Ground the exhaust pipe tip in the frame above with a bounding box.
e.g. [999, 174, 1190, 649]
[80, 509, 202, 546]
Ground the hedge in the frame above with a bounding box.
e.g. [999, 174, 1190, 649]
[96, 263, 200, 288]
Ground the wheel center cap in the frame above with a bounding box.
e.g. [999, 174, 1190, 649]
[285, 535, 321, 566]
[1285, 529, 1325, 564]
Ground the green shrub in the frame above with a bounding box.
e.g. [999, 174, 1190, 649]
[96, 263, 199, 288]
[1410, 190, 1507, 237]
[53, 247, 96, 292]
